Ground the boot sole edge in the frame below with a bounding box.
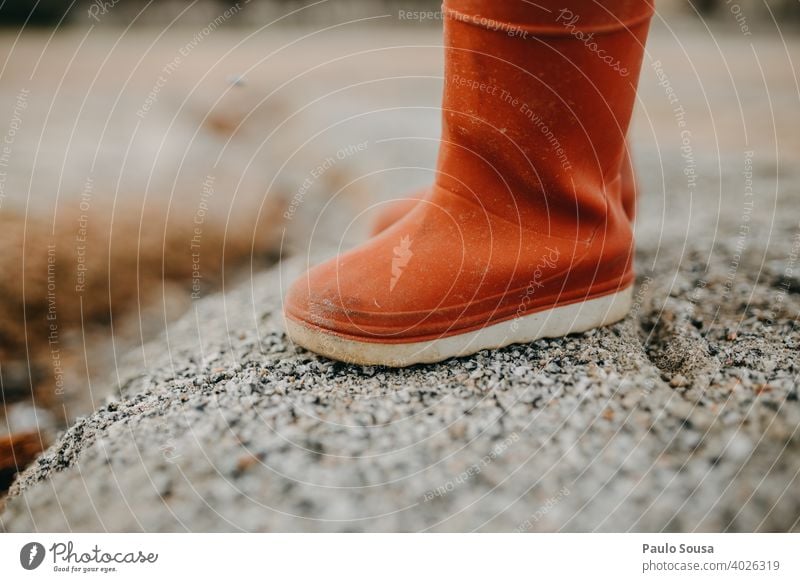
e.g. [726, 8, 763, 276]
[285, 286, 633, 367]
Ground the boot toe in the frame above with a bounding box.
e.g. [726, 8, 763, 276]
[284, 255, 402, 339]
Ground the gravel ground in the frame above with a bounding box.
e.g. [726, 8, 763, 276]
[1, 20, 800, 532]
[2, 218, 799, 532]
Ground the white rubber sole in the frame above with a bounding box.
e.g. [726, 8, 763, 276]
[286, 286, 633, 367]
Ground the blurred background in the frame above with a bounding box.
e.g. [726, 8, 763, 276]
[2, 0, 800, 27]
[0, 0, 798, 494]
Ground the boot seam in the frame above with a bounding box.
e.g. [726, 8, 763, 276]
[286, 276, 633, 343]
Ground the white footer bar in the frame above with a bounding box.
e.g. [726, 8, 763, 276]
[1, 533, 797, 581]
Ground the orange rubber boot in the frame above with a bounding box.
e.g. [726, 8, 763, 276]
[285, 0, 654, 366]
[370, 145, 639, 236]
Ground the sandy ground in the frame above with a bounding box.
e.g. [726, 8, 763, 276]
[1, 14, 799, 530]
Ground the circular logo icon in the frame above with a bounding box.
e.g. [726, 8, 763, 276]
[19, 542, 46, 570]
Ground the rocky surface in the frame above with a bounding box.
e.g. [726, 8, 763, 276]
[2, 19, 800, 532]
[2, 220, 799, 531]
